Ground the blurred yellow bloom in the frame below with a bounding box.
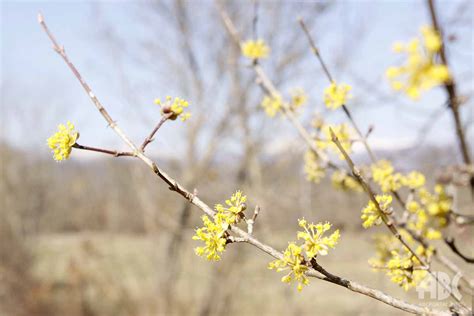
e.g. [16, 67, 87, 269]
[371, 160, 403, 192]
[323, 82, 352, 110]
[290, 88, 307, 110]
[261, 95, 282, 117]
[386, 26, 450, 100]
[331, 170, 363, 192]
[241, 39, 270, 59]
[361, 194, 392, 228]
[304, 150, 326, 183]
[47, 121, 78, 162]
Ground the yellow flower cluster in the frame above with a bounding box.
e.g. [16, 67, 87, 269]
[214, 190, 247, 225]
[268, 219, 340, 291]
[361, 194, 392, 228]
[303, 150, 326, 183]
[403, 184, 451, 240]
[192, 215, 228, 261]
[371, 160, 425, 193]
[369, 231, 432, 291]
[386, 26, 450, 99]
[241, 39, 270, 60]
[47, 121, 79, 161]
[290, 88, 308, 110]
[316, 123, 353, 159]
[154, 96, 191, 121]
[261, 95, 282, 117]
[331, 170, 363, 192]
[268, 243, 309, 292]
[297, 219, 340, 258]
[193, 191, 247, 261]
[323, 82, 352, 110]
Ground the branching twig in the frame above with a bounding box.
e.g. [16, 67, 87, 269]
[40, 11, 450, 315]
[330, 128, 468, 309]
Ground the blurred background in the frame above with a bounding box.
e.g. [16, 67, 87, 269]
[0, 1, 473, 315]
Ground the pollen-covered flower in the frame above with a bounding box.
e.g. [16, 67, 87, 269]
[316, 123, 353, 159]
[192, 215, 227, 261]
[214, 190, 247, 225]
[47, 121, 79, 162]
[331, 170, 363, 192]
[261, 95, 282, 117]
[297, 219, 340, 258]
[290, 88, 307, 110]
[155, 96, 191, 121]
[268, 243, 309, 292]
[193, 190, 247, 261]
[304, 150, 326, 183]
[323, 82, 352, 110]
[241, 39, 270, 59]
[386, 26, 450, 99]
[361, 194, 392, 228]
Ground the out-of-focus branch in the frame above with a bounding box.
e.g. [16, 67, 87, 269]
[427, 0, 472, 170]
[444, 237, 474, 264]
[39, 12, 449, 315]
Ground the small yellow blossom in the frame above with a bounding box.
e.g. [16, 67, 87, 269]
[323, 82, 352, 110]
[290, 88, 307, 110]
[331, 170, 363, 192]
[214, 190, 247, 225]
[371, 160, 403, 192]
[155, 96, 191, 121]
[361, 194, 392, 228]
[261, 95, 282, 117]
[268, 243, 309, 292]
[304, 150, 326, 183]
[47, 121, 79, 161]
[386, 26, 450, 99]
[402, 171, 426, 190]
[297, 219, 340, 258]
[193, 215, 227, 261]
[241, 39, 270, 59]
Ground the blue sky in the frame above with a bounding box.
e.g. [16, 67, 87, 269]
[1, 0, 472, 163]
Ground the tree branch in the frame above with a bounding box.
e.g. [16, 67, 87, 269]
[39, 11, 450, 315]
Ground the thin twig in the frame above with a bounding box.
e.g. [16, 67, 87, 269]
[140, 112, 173, 152]
[444, 237, 474, 264]
[299, 17, 377, 163]
[41, 10, 452, 316]
[73, 143, 135, 157]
